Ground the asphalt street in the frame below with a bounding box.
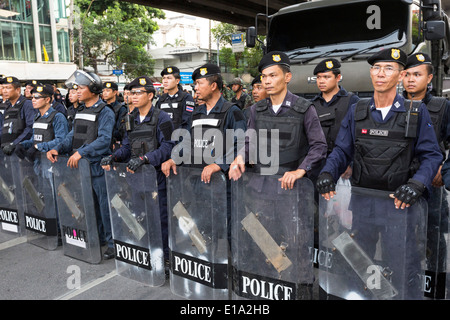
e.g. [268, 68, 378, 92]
[0, 230, 179, 300]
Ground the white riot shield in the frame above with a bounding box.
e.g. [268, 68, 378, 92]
[319, 182, 428, 300]
[168, 166, 228, 300]
[0, 152, 25, 235]
[19, 154, 59, 250]
[105, 163, 165, 286]
[231, 172, 315, 300]
[52, 156, 102, 264]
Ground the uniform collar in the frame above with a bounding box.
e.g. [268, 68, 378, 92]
[370, 94, 406, 112]
[41, 107, 56, 118]
[195, 96, 226, 114]
[266, 90, 296, 108]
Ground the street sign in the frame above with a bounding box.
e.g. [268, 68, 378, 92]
[180, 72, 192, 84]
[232, 33, 245, 53]
[112, 69, 123, 76]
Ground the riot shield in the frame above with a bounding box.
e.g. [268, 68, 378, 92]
[52, 156, 102, 264]
[318, 182, 428, 300]
[18, 154, 59, 250]
[231, 172, 315, 300]
[423, 185, 448, 299]
[0, 152, 25, 235]
[167, 166, 228, 300]
[105, 163, 165, 286]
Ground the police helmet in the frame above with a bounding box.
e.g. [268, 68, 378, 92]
[65, 70, 103, 94]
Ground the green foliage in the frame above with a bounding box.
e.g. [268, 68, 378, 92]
[73, 0, 164, 77]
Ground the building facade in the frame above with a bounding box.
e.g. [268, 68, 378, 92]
[0, 0, 76, 83]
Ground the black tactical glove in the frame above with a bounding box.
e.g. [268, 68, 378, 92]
[101, 155, 114, 167]
[25, 146, 38, 162]
[2, 143, 15, 156]
[14, 144, 26, 159]
[393, 179, 426, 206]
[127, 156, 147, 172]
[316, 172, 336, 194]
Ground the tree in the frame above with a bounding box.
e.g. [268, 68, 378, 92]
[73, 0, 164, 77]
[212, 22, 264, 78]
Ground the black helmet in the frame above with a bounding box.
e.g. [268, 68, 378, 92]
[65, 70, 103, 94]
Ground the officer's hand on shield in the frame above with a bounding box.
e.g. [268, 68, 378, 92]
[47, 149, 58, 163]
[127, 156, 147, 174]
[316, 172, 336, 200]
[2, 143, 15, 156]
[229, 155, 245, 181]
[14, 143, 27, 159]
[201, 163, 221, 184]
[279, 168, 306, 190]
[101, 155, 114, 171]
[391, 179, 426, 209]
[67, 151, 82, 168]
[162, 158, 177, 177]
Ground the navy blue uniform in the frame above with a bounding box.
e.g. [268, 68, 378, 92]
[322, 94, 442, 191]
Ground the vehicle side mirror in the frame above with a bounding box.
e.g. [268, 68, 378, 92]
[424, 20, 446, 40]
[246, 26, 256, 48]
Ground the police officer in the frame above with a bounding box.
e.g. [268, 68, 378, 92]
[1, 76, 37, 155]
[51, 87, 68, 117]
[229, 51, 328, 188]
[24, 80, 38, 100]
[155, 66, 195, 130]
[101, 75, 175, 262]
[250, 74, 267, 104]
[162, 63, 247, 181]
[66, 84, 80, 131]
[102, 81, 127, 149]
[403, 52, 450, 297]
[15, 84, 68, 162]
[230, 77, 252, 110]
[316, 48, 443, 299]
[311, 58, 360, 158]
[47, 70, 116, 259]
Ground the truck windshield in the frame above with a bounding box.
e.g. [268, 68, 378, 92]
[267, 0, 409, 59]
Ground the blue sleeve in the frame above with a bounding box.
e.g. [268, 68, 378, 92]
[412, 104, 444, 189]
[321, 104, 356, 181]
[145, 111, 175, 167]
[54, 102, 68, 117]
[36, 113, 69, 152]
[77, 107, 115, 159]
[13, 100, 37, 145]
[113, 106, 127, 142]
[442, 154, 450, 189]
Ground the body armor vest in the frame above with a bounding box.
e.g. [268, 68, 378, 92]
[254, 97, 311, 175]
[33, 110, 58, 143]
[425, 96, 447, 154]
[72, 102, 107, 149]
[351, 98, 421, 191]
[1, 98, 27, 146]
[158, 90, 188, 130]
[312, 93, 354, 154]
[190, 101, 234, 168]
[128, 108, 161, 158]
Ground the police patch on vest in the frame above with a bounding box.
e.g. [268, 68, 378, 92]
[369, 129, 389, 137]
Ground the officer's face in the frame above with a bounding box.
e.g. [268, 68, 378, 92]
[77, 85, 96, 103]
[124, 90, 132, 105]
[131, 86, 153, 108]
[102, 88, 116, 101]
[316, 71, 341, 94]
[370, 62, 405, 94]
[162, 75, 179, 91]
[3, 84, 20, 101]
[24, 85, 33, 98]
[194, 78, 215, 102]
[252, 83, 267, 102]
[31, 94, 50, 110]
[231, 84, 241, 93]
[403, 64, 433, 96]
[68, 89, 79, 104]
[261, 65, 292, 96]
